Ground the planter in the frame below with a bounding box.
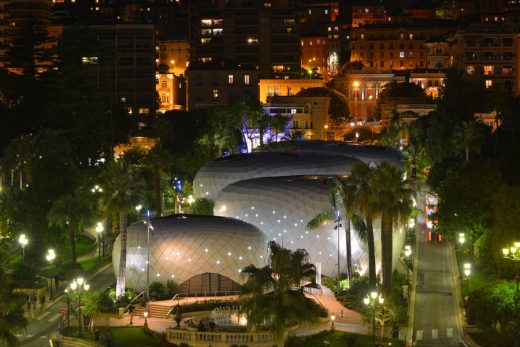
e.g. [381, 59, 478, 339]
[118, 307, 125, 319]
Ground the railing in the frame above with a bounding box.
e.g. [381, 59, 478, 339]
[166, 329, 277, 345]
[124, 291, 146, 313]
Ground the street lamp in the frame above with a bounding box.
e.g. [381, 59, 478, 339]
[364, 291, 384, 339]
[459, 233, 465, 246]
[333, 211, 342, 291]
[69, 277, 89, 337]
[18, 234, 28, 260]
[408, 218, 415, 231]
[145, 210, 154, 303]
[95, 222, 104, 263]
[64, 288, 71, 327]
[46, 249, 56, 298]
[330, 314, 336, 332]
[502, 242, 520, 292]
[463, 263, 471, 298]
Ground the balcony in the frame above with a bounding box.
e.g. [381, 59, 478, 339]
[166, 329, 280, 347]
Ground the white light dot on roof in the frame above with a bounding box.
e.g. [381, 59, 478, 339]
[251, 206, 255, 210]
[137, 246, 141, 249]
[300, 219, 303, 223]
[274, 237, 277, 241]
[316, 235, 320, 238]
[245, 214, 248, 217]
[145, 261, 149, 264]
[238, 269, 242, 273]
[300, 235, 304, 239]
[199, 184, 203, 187]
[156, 273, 161, 277]
[290, 241, 294, 244]
[216, 260, 220, 264]
[188, 258, 192, 262]
[305, 231, 309, 234]
[319, 251, 322, 255]
[255, 214, 258, 217]
[260, 255, 264, 258]
[236, 216, 239, 219]
[227, 252, 232, 256]
[329, 254, 333, 257]
[260, 221, 264, 225]
[283, 229, 286, 233]
[248, 246, 251, 250]
[204, 248, 209, 253]
[294, 223, 298, 227]
[278, 233, 282, 237]
[141, 268, 145, 272]
[176, 252, 180, 256]
[272, 211, 276, 214]
[171, 275, 175, 278]
[283, 215, 287, 219]
[239, 256, 243, 260]
[165, 257, 169, 260]
[205, 192, 209, 195]
[277, 219, 280, 223]
[327, 237, 331, 240]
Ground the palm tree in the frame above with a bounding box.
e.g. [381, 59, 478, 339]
[452, 120, 485, 162]
[372, 163, 413, 291]
[0, 267, 28, 346]
[240, 241, 324, 340]
[48, 192, 94, 262]
[99, 159, 144, 298]
[143, 144, 172, 216]
[343, 162, 378, 289]
[307, 178, 355, 283]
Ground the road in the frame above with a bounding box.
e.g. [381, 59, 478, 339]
[20, 264, 115, 347]
[412, 226, 465, 347]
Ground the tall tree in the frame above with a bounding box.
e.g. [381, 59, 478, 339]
[372, 163, 413, 291]
[343, 163, 378, 289]
[240, 242, 323, 340]
[452, 120, 485, 162]
[99, 160, 144, 297]
[143, 144, 173, 216]
[47, 191, 94, 262]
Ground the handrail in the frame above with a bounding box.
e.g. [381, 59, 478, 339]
[125, 291, 146, 312]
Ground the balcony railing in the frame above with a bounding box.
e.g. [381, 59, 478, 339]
[166, 329, 280, 347]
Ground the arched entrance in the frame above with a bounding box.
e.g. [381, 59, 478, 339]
[179, 272, 241, 295]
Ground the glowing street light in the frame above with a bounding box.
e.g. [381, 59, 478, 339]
[502, 242, 520, 292]
[69, 277, 89, 337]
[330, 314, 336, 331]
[459, 233, 465, 245]
[18, 234, 28, 260]
[364, 291, 384, 339]
[46, 249, 56, 298]
[96, 222, 104, 262]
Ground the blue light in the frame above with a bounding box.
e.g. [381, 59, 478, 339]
[146, 210, 151, 218]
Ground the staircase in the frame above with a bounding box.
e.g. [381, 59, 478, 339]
[132, 302, 173, 319]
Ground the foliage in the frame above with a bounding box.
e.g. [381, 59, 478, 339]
[179, 300, 239, 313]
[11, 261, 39, 289]
[296, 87, 349, 123]
[467, 280, 520, 337]
[240, 241, 324, 338]
[149, 281, 167, 300]
[190, 198, 214, 215]
[343, 126, 377, 143]
[0, 266, 28, 347]
[166, 280, 180, 298]
[332, 274, 369, 312]
[58, 262, 84, 281]
[375, 80, 427, 119]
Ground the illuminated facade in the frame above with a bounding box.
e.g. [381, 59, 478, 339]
[113, 215, 267, 293]
[258, 78, 326, 103]
[158, 39, 190, 77]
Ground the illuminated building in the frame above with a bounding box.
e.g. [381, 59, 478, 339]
[258, 78, 326, 103]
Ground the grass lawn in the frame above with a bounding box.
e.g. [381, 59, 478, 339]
[66, 326, 160, 347]
[287, 331, 404, 347]
[76, 234, 96, 258]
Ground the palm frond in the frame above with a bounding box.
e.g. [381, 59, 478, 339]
[351, 214, 368, 242]
[306, 211, 334, 230]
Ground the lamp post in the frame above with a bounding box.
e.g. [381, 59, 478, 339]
[330, 314, 336, 332]
[143, 311, 149, 329]
[64, 288, 71, 327]
[502, 242, 520, 292]
[404, 245, 412, 285]
[463, 263, 471, 298]
[333, 212, 342, 291]
[18, 233, 28, 260]
[69, 277, 89, 337]
[46, 249, 56, 298]
[95, 222, 104, 263]
[145, 210, 154, 303]
[363, 291, 384, 339]
[458, 233, 465, 246]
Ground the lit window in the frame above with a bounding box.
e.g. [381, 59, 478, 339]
[121, 97, 126, 103]
[212, 89, 219, 100]
[308, 9, 311, 14]
[325, 9, 328, 14]
[485, 80, 493, 88]
[139, 108, 149, 114]
[409, 33, 414, 40]
[228, 74, 234, 84]
[400, 52, 405, 58]
[466, 66, 475, 75]
[290, 108, 297, 114]
[483, 65, 493, 75]
[244, 74, 250, 85]
[360, 34, 365, 39]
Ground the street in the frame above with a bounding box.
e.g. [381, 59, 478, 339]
[413, 226, 465, 347]
[20, 264, 116, 347]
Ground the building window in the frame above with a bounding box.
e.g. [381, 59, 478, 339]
[139, 108, 149, 114]
[466, 66, 475, 75]
[212, 89, 219, 100]
[244, 74, 250, 85]
[399, 52, 405, 58]
[268, 87, 273, 96]
[290, 108, 297, 114]
[293, 120, 299, 128]
[287, 87, 292, 95]
[121, 97, 126, 103]
[484, 65, 494, 75]
[502, 66, 513, 75]
[161, 80, 167, 89]
[228, 74, 234, 84]
[485, 80, 493, 89]
[409, 33, 413, 40]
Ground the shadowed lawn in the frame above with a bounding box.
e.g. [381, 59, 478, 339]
[286, 331, 405, 347]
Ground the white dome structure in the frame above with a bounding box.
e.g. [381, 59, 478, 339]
[213, 176, 370, 278]
[112, 215, 267, 293]
[193, 151, 361, 200]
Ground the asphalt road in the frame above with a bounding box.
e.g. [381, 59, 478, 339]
[412, 227, 465, 347]
[20, 264, 116, 347]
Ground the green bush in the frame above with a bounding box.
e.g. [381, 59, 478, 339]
[180, 300, 239, 313]
[166, 279, 180, 298]
[190, 198, 214, 215]
[12, 261, 39, 288]
[58, 262, 84, 281]
[149, 281, 167, 300]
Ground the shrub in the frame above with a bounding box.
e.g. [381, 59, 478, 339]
[180, 300, 240, 313]
[190, 198, 214, 215]
[149, 281, 167, 300]
[166, 279, 180, 298]
[12, 261, 39, 288]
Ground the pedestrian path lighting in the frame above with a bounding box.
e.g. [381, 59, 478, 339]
[18, 234, 28, 260]
[330, 314, 336, 331]
[408, 218, 415, 231]
[95, 222, 104, 262]
[502, 242, 520, 292]
[464, 263, 471, 297]
[144, 311, 149, 329]
[364, 291, 384, 339]
[70, 277, 89, 337]
[46, 249, 56, 298]
[64, 288, 71, 327]
[459, 233, 465, 245]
